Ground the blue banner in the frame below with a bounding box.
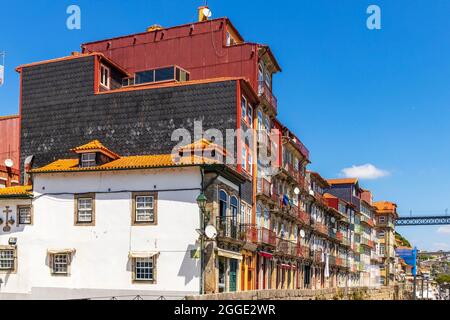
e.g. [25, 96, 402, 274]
[396, 247, 417, 276]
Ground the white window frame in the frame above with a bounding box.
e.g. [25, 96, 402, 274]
[18, 206, 32, 225]
[77, 198, 93, 223]
[100, 64, 110, 89]
[0, 249, 15, 271]
[247, 104, 253, 128]
[52, 253, 69, 275]
[135, 195, 155, 223]
[81, 153, 96, 168]
[134, 256, 155, 282]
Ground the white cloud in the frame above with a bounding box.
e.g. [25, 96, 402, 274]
[437, 226, 450, 235]
[340, 164, 390, 180]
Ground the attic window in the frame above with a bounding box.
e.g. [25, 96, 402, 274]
[80, 153, 96, 168]
[100, 64, 110, 89]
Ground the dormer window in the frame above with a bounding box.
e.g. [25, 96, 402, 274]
[100, 64, 110, 89]
[81, 153, 96, 168]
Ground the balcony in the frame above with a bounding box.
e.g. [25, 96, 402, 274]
[328, 229, 342, 243]
[281, 163, 300, 183]
[256, 178, 271, 200]
[257, 227, 277, 247]
[360, 215, 375, 227]
[313, 250, 324, 264]
[296, 244, 310, 259]
[257, 130, 272, 154]
[360, 236, 375, 248]
[276, 238, 297, 256]
[298, 209, 310, 226]
[312, 221, 329, 236]
[329, 255, 337, 266]
[258, 80, 278, 115]
[216, 216, 242, 241]
[240, 224, 258, 243]
[341, 237, 351, 247]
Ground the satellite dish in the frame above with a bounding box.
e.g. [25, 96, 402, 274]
[202, 8, 212, 18]
[300, 230, 306, 238]
[294, 187, 300, 195]
[4, 159, 14, 168]
[331, 217, 336, 223]
[205, 224, 218, 240]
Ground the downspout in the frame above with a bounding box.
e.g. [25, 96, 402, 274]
[199, 166, 205, 295]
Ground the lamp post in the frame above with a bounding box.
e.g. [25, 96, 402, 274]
[196, 192, 209, 295]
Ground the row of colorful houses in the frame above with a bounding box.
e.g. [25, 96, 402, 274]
[0, 7, 399, 299]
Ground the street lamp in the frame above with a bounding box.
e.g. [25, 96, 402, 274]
[196, 193, 208, 214]
[196, 192, 210, 295]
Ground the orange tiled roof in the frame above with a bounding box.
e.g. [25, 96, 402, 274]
[327, 178, 358, 185]
[30, 154, 219, 174]
[0, 185, 32, 198]
[179, 139, 228, 156]
[374, 201, 397, 212]
[71, 140, 120, 160]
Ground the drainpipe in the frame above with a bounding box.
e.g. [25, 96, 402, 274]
[199, 167, 205, 295]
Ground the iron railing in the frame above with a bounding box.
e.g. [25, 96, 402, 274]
[258, 80, 278, 113]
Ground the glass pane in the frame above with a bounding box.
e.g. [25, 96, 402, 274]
[155, 67, 174, 82]
[135, 70, 154, 84]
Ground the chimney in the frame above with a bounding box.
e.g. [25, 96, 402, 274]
[198, 6, 211, 22]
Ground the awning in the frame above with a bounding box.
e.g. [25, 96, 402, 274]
[258, 251, 273, 259]
[128, 251, 159, 259]
[47, 249, 76, 255]
[216, 248, 243, 261]
[280, 263, 294, 269]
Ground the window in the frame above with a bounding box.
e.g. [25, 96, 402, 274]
[242, 147, 247, 171]
[378, 230, 385, 238]
[241, 96, 247, 120]
[219, 190, 228, 218]
[100, 64, 110, 89]
[246, 205, 252, 225]
[230, 196, 238, 220]
[134, 257, 156, 282]
[247, 104, 253, 127]
[132, 192, 158, 225]
[379, 216, 386, 224]
[80, 153, 96, 168]
[52, 254, 69, 275]
[247, 152, 253, 175]
[0, 249, 16, 272]
[75, 194, 95, 225]
[18, 206, 32, 225]
[380, 244, 386, 255]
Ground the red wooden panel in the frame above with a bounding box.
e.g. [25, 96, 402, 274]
[0, 116, 20, 170]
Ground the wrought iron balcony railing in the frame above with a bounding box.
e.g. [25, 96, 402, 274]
[298, 209, 310, 226]
[256, 178, 271, 199]
[257, 227, 277, 247]
[258, 80, 278, 114]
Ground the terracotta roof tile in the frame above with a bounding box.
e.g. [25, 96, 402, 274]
[71, 140, 120, 159]
[0, 185, 32, 198]
[327, 178, 359, 185]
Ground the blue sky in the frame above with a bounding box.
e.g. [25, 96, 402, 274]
[1, 0, 449, 251]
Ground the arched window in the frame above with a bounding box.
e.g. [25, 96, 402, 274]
[219, 190, 228, 218]
[230, 196, 238, 220]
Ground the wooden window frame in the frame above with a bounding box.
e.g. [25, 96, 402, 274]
[80, 152, 97, 168]
[49, 253, 72, 276]
[74, 193, 96, 226]
[131, 192, 158, 226]
[0, 246, 17, 274]
[17, 205, 33, 226]
[131, 255, 157, 284]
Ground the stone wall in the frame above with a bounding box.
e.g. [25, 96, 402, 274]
[186, 285, 407, 300]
